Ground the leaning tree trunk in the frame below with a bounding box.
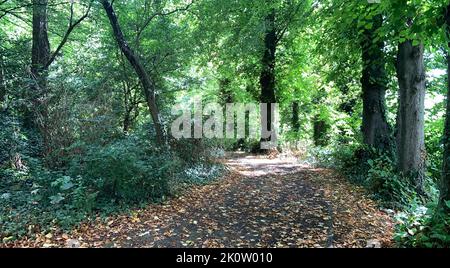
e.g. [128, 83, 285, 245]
[396, 40, 426, 193]
[439, 4, 450, 212]
[259, 11, 277, 148]
[102, 0, 166, 145]
[361, 14, 392, 152]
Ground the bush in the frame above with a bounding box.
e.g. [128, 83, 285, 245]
[395, 202, 450, 248]
[310, 144, 422, 208]
[366, 155, 418, 208]
[308, 144, 371, 184]
[67, 136, 178, 203]
[0, 131, 226, 241]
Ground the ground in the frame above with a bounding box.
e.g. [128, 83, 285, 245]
[4, 153, 394, 248]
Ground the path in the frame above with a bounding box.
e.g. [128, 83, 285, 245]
[9, 153, 394, 248]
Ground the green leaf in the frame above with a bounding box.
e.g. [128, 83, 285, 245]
[50, 194, 65, 205]
[60, 181, 74, 191]
[365, 23, 373, 30]
[445, 200, 450, 209]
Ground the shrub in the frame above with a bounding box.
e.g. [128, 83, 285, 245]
[1, 117, 227, 241]
[67, 136, 179, 203]
[395, 202, 450, 248]
[366, 155, 418, 208]
[310, 144, 421, 208]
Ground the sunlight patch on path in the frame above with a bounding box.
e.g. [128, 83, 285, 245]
[225, 153, 310, 177]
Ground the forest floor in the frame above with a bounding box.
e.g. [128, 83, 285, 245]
[5, 153, 394, 248]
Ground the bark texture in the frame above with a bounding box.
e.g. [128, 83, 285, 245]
[396, 40, 426, 192]
[102, 0, 166, 145]
[360, 14, 392, 152]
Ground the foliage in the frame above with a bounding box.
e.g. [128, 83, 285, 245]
[311, 144, 425, 209]
[395, 202, 450, 248]
[0, 131, 224, 240]
[2, 0, 450, 248]
[366, 155, 418, 209]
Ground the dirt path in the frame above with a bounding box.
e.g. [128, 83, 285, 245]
[8, 153, 394, 248]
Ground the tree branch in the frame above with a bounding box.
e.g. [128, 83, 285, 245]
[275, 2, 317, 44]
[42, 1, 91, 70]
[135, 0, 195, 42]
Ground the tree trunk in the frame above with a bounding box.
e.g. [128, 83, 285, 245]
[30, 0, 51, 154]
[102, 0, 166, 145]
[441, 49, 450, 212]
[31, 0, 50, 83]
[259, 11, 277, 147]
[0, 53, 5, 104]
[396, 40, 426, 193]
[361, 14, 392, 152]
[313, 114, 329, 147]
[123, 109, 132, 133]
[292, 102, 300, 133]
[219, 78, 233, 104]
[439, 5, 450, 212]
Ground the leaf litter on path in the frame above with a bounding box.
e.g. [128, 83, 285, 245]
[2, 153, 393, 248]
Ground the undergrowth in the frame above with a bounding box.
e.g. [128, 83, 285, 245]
[310, 143, 449, 248]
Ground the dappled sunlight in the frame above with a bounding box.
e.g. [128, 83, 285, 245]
[225, 154, 309, 177]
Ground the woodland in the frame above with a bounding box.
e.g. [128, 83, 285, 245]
[0, 0, 450, 248]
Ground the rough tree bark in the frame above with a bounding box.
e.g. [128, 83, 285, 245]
[360, 14, 392, 152]
[439, 4, 450, 211]
[259, 11, 277, 147]
[102, 0, 166, 145]
[396, 40, 426, 193]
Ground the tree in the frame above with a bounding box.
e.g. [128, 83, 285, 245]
[360, 13, 392, 152]
[30, 0, 89, 155]
[259, 1, 311, 148]
[0, 52, 5, 105]
[440, 2, 450, 212]
[260, 10, 277, 143]
[396, 38, 426, 193]
[30, 0, 51, 127]
[101, 0, 167, 145]
[292, 102, 300, 133]
[316, 0, 393, 150]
